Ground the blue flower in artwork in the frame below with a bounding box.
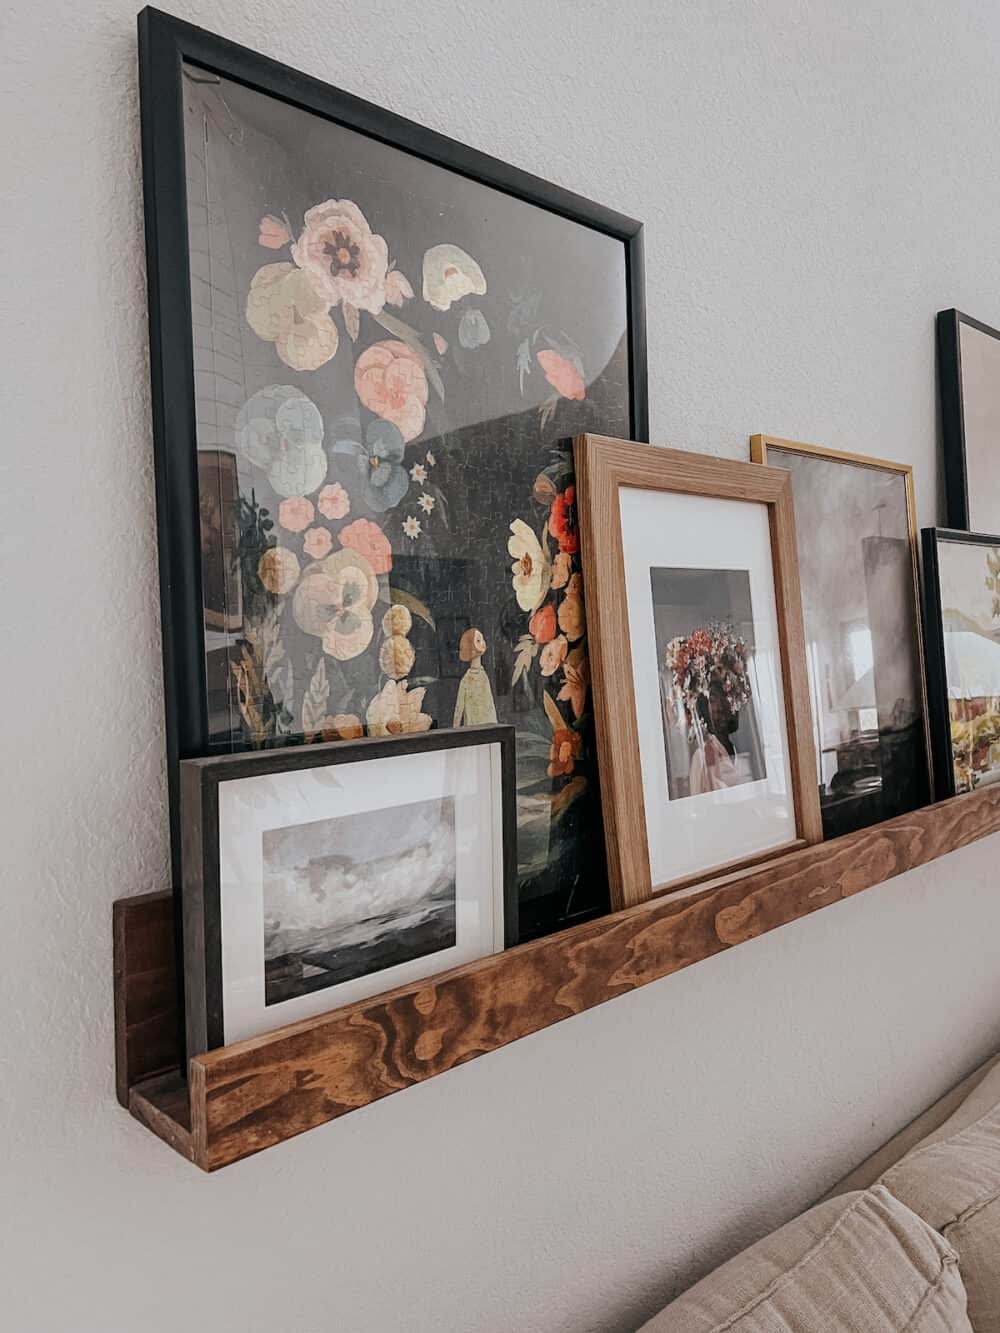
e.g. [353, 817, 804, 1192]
[329, 416, 409, 513]
[458, 307, 491, 349]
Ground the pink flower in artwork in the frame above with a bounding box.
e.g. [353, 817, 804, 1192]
[303, 526, 333, 560]
[354, 340, 429, 443]
[278, 495, 315, 532]
[258, 215, 291, 249]
[384, 269, 415, 306]
[317, 482, 350, 520]
[291, 199, 389, 314]
[338, 517, 393, 575]
[537, 349, 586, 401]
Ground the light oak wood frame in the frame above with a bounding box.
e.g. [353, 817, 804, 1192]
[574, 434, 822, 910]
[750, 434, 934, 824]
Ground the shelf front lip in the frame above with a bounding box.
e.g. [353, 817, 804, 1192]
[119, 782, 1000, 1170]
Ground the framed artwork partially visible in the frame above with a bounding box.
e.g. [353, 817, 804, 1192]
[750, 435, 932, 839]
[937, 309, 1000, 532]
[138, 8, 647, 943]
[180, 725, 515, 1056]
[921, 529, 1000, 800]
[574, 434, 821, 909]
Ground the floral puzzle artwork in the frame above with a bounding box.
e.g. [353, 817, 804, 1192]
[179, 68, 636, 933]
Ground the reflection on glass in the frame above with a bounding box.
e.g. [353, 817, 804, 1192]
[179, 62, 633, 932]
[767, 447, 929, 837]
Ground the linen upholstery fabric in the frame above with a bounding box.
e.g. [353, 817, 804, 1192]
[881, 1089, 1000, 1333]
[638, 1186, 970, 1332]
[906, 1058, 1000, 1153]
[828, 1055, 1000, 1199]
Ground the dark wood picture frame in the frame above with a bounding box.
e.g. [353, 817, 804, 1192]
[921, 527, 1000, 800]
[137, 6, 649, 895]
[574, 434, 822, 909]
[937, 308, 1000, 531]
[180, 724, 517, 1057]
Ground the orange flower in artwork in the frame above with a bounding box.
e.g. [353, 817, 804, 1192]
[354, 339, 429, 442]
[537, 349, 585, 401]
[557, 573, 585, 641]
[338, 517, 393, 575]
[529, 604, 557, 644]
[551, 552, 572, 589]
[548, 484, 578, 554]
[318, 713, 364, 741]
[539, 635, 568, 678]
[548, 727, 582, 778]
[557, 647, 590, 719]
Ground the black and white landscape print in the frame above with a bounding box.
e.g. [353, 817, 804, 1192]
[262, 797, 457, 1005]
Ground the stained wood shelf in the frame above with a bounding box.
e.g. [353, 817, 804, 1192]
[115, 783, 1000, 1171]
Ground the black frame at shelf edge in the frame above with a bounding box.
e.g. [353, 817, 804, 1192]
[921, 526, 1000, 801]
[937, 308, 1000, 531]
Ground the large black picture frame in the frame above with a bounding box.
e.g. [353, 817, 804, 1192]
[181, 724, 517, 1056]
[937, 308, 1000, 530]
[137, 7, 648, 899]
[921, 526, 1000, 799]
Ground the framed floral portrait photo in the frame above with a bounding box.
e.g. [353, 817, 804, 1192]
[574, 435, 822, 908]
[180, 726, 515, 1055]
[138, 10, 647, 942]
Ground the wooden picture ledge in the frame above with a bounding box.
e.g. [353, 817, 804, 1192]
[115, 783, 1000, 1171]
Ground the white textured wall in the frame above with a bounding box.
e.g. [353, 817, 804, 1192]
[4, 3, 1000, 1329]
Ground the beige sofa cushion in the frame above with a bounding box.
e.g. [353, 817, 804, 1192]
[639, 1186, 970, 1332]
[908, 1058, 1000, 1152]
[881, 1075, 1000, 1333]
[828, 1055, 1000, 1198]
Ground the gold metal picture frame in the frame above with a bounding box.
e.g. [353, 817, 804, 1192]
[751, 434, 933, 838]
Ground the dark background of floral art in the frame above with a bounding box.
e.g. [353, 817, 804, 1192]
[183, 69, 635, 933]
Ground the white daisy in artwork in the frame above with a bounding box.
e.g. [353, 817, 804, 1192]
[425, 451, 436, 466]
[402, 515, 422, 540]
[409, 462, 428, 483]
[417, 493, 435, 515]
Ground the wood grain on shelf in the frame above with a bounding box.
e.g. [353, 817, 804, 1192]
[574, 433, 822, 909]
[113, 890, 181, 1106]
[117, 782, 1000, 1170]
